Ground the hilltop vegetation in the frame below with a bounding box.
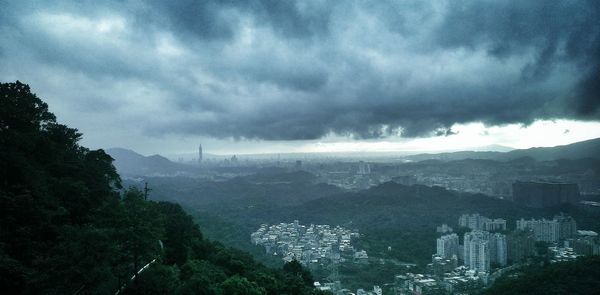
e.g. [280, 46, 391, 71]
[403, 138, 600, 162]
[485, 256, 600, 295]
[0, 81, 325, 294]
[139, 174, 600, 268]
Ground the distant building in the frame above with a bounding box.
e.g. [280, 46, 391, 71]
[484, 219, 507, 232]
[459, 214, 488, 230]
[429, 254, 458, 277]
[459, 214, 506, 232]
[568, 230, 599, 256]
[198, 144, 203, 164]
[469, 239, 490, 273]
[462, 230, 506, 271]
[507, 230, 535, 263]
[517, 218, 560, 243]
[437, 233, 459, 259]
[437, 224, 454, 233]
[357, 161, 371, 175]
[489, 233, 507, 266]
[512, 181, 580, 208]
[517, 215, 577, 242]
[573, 236, 599, 256]
[555, 214, 577, 240]
[464, 231, 490, 273]
[354, 250, 369, 264]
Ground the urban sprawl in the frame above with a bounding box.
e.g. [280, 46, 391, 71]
[252, 213, 599, 295]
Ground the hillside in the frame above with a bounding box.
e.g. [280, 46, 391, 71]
[107, 147, 199, 176]
[0, 81, 325, 295]
[504, 137, 600, 161]
[404, 137, 600, 162]
[166, 179, 600, 267]
[485, 256, 600, 295]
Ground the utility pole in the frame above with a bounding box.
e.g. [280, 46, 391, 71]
[143, 182, 151, 200]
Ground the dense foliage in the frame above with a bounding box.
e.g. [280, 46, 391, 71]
[142, 175, 600, 269]
[128, 172, 599, 292]
[0, 81, 325, 294]
[485, 256, 600, 295]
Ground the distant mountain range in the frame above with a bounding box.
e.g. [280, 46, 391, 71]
[107, 138, 600, 176]
[403, 137, 600, 162]
[106, 148, 199, 176]
[468, 144, 515, 152]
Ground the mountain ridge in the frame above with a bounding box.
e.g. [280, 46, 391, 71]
[403, 137, 600, 162]
[106, 147, 198, 176]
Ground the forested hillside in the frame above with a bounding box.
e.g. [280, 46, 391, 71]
[485, 256, 600, 295]
[0, 81, 324, 294]
[154, 179, 600, 268]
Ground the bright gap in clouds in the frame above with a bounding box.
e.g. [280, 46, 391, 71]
[79, 119, 599, 157]
[298, 120, 600, 155]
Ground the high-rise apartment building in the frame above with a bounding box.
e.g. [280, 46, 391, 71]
[464, 231, 491, 272]
[437, 233, 459, 259]
[463, 230, 506, 271]
[507, 230, 535, 263]
[516, 215, 576, 243]
[489, 233, 507, 266]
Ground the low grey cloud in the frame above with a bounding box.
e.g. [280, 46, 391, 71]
[0, 0, 598, 142]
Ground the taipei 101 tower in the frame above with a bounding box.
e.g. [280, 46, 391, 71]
[198, 144, 203, 164]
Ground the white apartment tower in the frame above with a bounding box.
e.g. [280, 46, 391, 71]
[437, 233, 459, 259]
[489, 233, 507, 266]
[466, 238, 490, 273]
[517, 218, 560, 242]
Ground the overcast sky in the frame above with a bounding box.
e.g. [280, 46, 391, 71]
[1, 0, 599, 156]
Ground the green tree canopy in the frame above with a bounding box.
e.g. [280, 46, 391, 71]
[0, 81, 322, 295]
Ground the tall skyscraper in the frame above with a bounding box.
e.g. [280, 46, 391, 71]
[198, 144, 203, 164]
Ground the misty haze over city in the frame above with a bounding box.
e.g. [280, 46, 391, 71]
[1, 1, 600, 294]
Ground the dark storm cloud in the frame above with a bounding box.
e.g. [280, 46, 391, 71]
[0, 0, 599, 141]
[139, 0, 332, 40]
[435, 0, 600, 117]
[142, 0, 235, 40]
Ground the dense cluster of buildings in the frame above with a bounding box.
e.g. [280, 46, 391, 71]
[392, 212, 599, 295]
[458, 213, 507, 231]
[435, 231, 507, 274]
[313, 282, 382, 295]
[456, 213, 597, 269]
[516, 214, 577, 242]
[306, 211, 598, 294]
[396, 267, 484, 295]
[251, 221, 363, 266]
